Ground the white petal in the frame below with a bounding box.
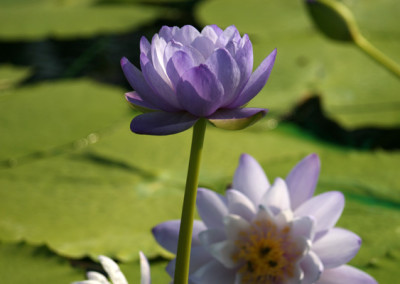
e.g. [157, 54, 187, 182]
[313, 228, 361, 269]
[232, 154, 270, 207]
[98, 256, 128, 284]
[196, 188, 228, 229]
[294, 191, 344, 233]
[301, 251, 323, 283]
[208, 241, 239, 268]
[139, 252, 151, 284]
[223, 214, 251, 240]
[226, 189, 256, 221]
[87, 271, 109, 283]
[284, 263, 304, 284]
[291, 215, 315, 240]
[260, 177, 291, 213]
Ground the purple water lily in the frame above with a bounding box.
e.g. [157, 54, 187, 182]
[121, 25, 276, 135]
[152, 154, 377, 284]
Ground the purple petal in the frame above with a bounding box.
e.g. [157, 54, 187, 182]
[166, 246, 213, 279]
[313, 228, 361, 269]
[158, 25, 174, 42]
[176, 64, 224, 117]
[201, 25, 223, 43]
[140, 53, 181, 109]
[191, 36, 215, 59]
[300, 251, 323, 283]
[131, 112, 198, 135]
[226, 189, 256, 222]
[317, 265, 377, 284]
[228, 48, 277, 108]
[190, 260, 236, 284]
[199, 229, 226, 247]
[216, 25, 240, 47]
[166, 50, 195, 90]
[121, 57, 172, 111]
[152, 220, 206, 254]
[140, 36, 151, 58]
[163, 40, 184, 69]
[286, 153, 321, 210]
[150, 33, 169, 81]
[232, 154, 270, 206]
[196, 188, 228, 229]
[232, 34, 253, 98]
[205, 48, 240, 104]
[260, 177, 291, 213]
[207, 108, 268, 130]
[125, 92, 157, 111]
[173, 25, 200, 45]
[207, 241, 238, 269]
[294, 191, 344, 233]
[139, 252, 151, 284]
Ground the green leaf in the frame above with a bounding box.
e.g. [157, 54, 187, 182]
[197, 0, 400, 128]
[0, 1, 160, 40]
[0, 242, 82, 283]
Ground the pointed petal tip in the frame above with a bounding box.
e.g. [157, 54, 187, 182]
[120, 56, 129, 66]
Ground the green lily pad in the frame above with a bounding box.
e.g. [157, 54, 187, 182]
[0, 79, 129, 161]
[0, 241, 82, 284]
[197, 0, 400, 128]
[0, 0, 160, 40]
[0, 65, 32, 90]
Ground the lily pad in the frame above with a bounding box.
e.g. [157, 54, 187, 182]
[197, 0, 400, 128]
[0, 0, 161, 40]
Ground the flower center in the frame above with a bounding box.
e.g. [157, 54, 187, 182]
[232, 219, 301, 284]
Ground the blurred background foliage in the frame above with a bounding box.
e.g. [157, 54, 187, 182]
[0, 0, 399, 283]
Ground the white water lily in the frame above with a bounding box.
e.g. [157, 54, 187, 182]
[153, 154, 377, 284]
[72, 252, 150, 284]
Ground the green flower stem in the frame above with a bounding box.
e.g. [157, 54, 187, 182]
[174, 118, 207, 284]
[353, 34, 400, 79]
[319, 0, 400, 79]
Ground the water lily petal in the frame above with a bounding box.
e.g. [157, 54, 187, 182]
[208, 108, 267, 130]
[139, 252, 151, 284]
[223, 214, 251, 240]
[301, 251, 323, 283]
[207, 240, 239, 268]
[152, 220, 206, 253]
[140, 36, 151, 58]
[140, 53, 181, 109]
[199, 228, 226, 247]
[131, 112, 198, 135]
[232, 154, 270, 206]
[176, 64, 224, 116]
[173, 25, 200, 45]
[291, 215, 315, 240]
[216, 25, 240, 47]
[98, 256, 128, 284]
[166, 50, 195, 89]
[201, 25, 223, 43]
[196, 187, 228, 229]
[121, 57, 175, 111]
[166, 246, 214, 279]
[205, 48, 240, 104]
[226, 189, 257, 221]
[125, 91, 158, 112]
[286, 153, 320, 210]
[87, 271, 109, 283]
[317, 265, 377, 284]
[295, 191, 344, 233]
[229, 48, 277, 108]
[260, 177, 291, 213]
[233, 34, 253, 98]
[313, 228, 361, 269]
[190, 260, 236, 284]
[191, 35, 215, 59]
